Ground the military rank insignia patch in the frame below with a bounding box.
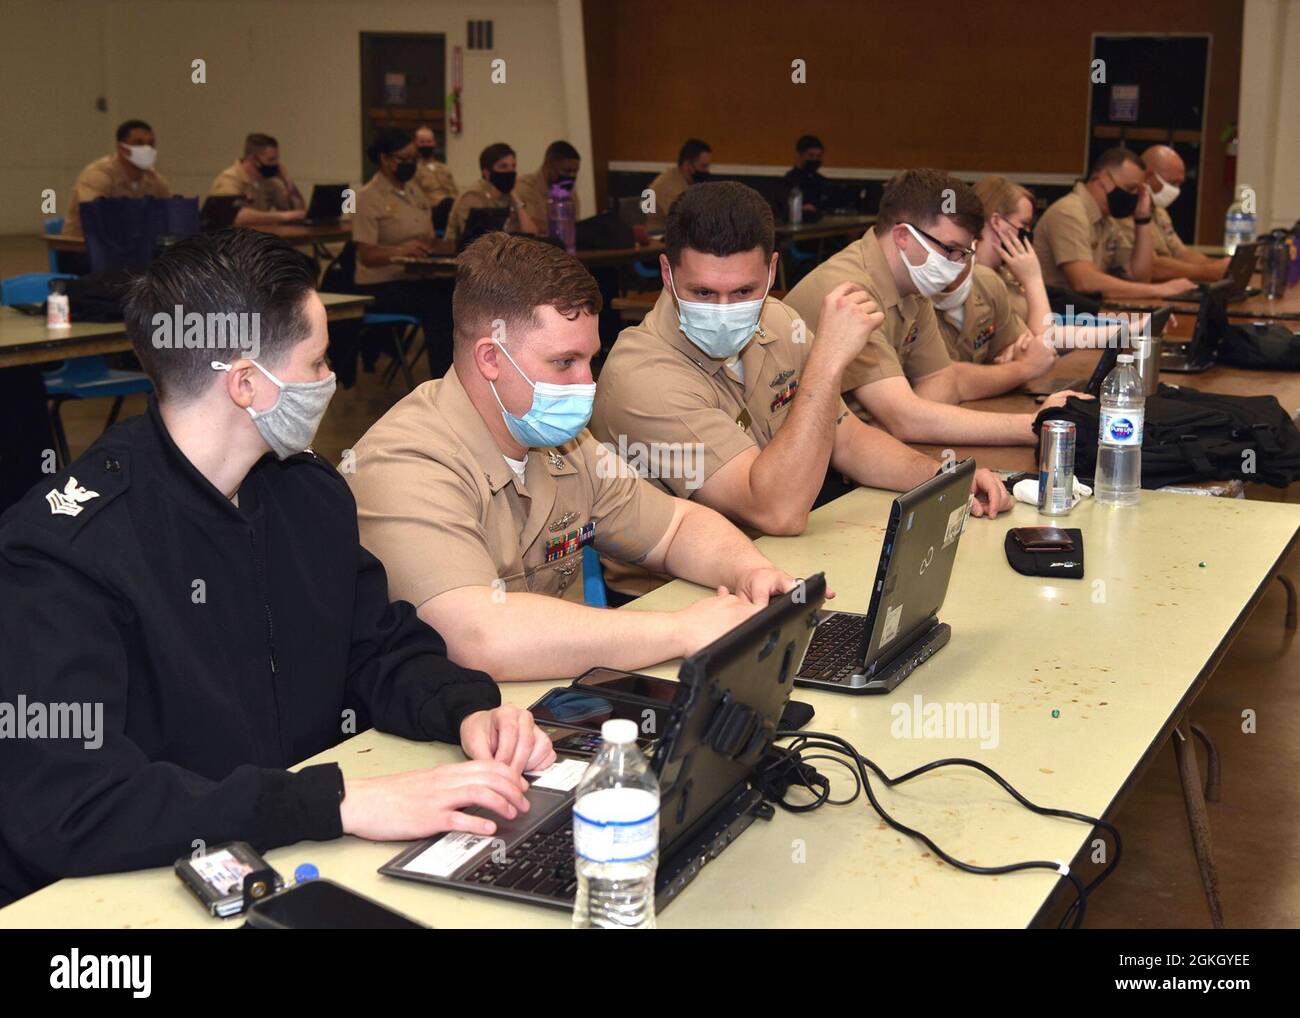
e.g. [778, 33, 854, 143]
[544, 520, 596, 562]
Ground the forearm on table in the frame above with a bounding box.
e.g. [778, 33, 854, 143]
[660, 501, 773, 590]
[950, 359, 1033, 402]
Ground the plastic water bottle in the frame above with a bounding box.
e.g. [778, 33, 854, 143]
[1224, 187, 1256, 255]
[548, 183, 576, 254]
[1094, 353, 1144, 507]
[572, 719, 659, 929]
[788, 183, 803, 225]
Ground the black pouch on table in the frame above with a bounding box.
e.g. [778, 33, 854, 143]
[1217, 322, 1300, 371]
[1004, 528, 1084, 579]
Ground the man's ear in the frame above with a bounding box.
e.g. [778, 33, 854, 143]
[768, 251, 780, 290]
[659, 253, 673, 293]
[222, 359, 259, 410]
[473, 336, 502, 381]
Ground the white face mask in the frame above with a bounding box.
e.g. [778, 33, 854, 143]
[930, 267, 974, 312]
[900, 223, 967, 297]
[123, 144, 157, 171]
[1150, 173, 1180, 209]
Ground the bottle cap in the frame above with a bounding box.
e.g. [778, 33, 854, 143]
[293, 863, 319, 883]
[601, 719, 637, 744]
[1117, 354, 1134, 364]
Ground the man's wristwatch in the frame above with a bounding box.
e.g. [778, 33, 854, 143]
[1134, 216, 1153, 225]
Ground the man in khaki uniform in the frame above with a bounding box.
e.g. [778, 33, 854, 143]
[208, 133, 306, 227]
[591, 183, 1010, 596]
[412, 124, 458, 210]
[516, 140, 582, 238]
[346, 232, 797, 682]
[1110, 145, 1230, 284]
[786, 170, 1079, 445]
[445, 143, 538, 247]
[930, 263, 1056, 398]
[1032, 147, 1194, 301]
[64, 119, 171, 238]
[645, 139, 711, 233]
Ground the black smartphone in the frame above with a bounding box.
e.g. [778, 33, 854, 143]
[1002, 470, 1037, 494]
[243, 880, 424, 929]
[572, 667, 680, 704]
[529, 686, 667, 737]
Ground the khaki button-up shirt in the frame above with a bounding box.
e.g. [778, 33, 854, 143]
[515, 167, 581, 238]
[935, 265, 1026, 364]
[645, 164, 690, 232]
[208, 160, 298, 211]
[345, 368, 677, 607]
[445, 179, 522, 247]
[1112, 204, 1187, 261]
[64, 154, 171, 237]
[352, 172, 434, 285]
[1032, 181, 1125, 289]
[415, 159, 458, 208]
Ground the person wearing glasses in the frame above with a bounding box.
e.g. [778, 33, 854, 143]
[785, 170, 1085, 446]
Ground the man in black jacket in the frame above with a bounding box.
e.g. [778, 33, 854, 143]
[0, 230, 553, 907]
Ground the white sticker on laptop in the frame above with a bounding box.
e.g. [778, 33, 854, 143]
[526, 757, 588, 792]
[880, 603, 903, 647]
[403, 831, 494, 878]
[942, 502, 969, 548]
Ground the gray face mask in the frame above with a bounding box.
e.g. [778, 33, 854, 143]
[212, 359, 336, 459]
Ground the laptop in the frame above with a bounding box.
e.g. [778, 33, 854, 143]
[1160, 278, 1232, 373]
[1165, 241, 1260, 303]
[458, 206, 511, 252]
[300, 184, 348, 226]
[199, 195, 240, 231]
[795, 460, 974, 694]
[380, 576, 826, 912]
[1023, 305, 1173, 397]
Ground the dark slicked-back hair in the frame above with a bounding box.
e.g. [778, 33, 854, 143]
[453, 233, 601, 350]
[544, 140, 581, 162]
[796, 134, 824, 153]
[124, 229, 317, 403]
[665, 181, 774, 266]
[116, 119, 153, 142]
[677, 138, 711, 166]
[479, 142, 515, 171]
[1088, 146, 1142, 180]
[875, 168, 984, 239]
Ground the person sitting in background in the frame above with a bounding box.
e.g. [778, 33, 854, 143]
[0, 229, 552, 908]
[1111, 145, 1230, 284]
[1032, 147, 1194, 301]
[63, 119, 171, 238]
[785, 169, 1085, 446]
[208, 132, 307, 226]
[782, 134, 827, 220]
[352, 128, 454, 379]
[444, 143, 538, 246]
[412, 124, 458, 231]
[645, 138, 712, 233]
[345, 233, 800, 683]
[516, 140, 582, 238]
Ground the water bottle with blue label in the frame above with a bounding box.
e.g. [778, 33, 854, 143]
[1094, 353, 1144, 507]
[1224, 186, 1256, 255]
[572, 719, 659, 929]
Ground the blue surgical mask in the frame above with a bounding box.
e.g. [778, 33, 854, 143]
[668, 265, 770, 360]
[489, 342, 595, 448]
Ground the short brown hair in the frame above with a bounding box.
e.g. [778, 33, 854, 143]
[243, 132, 278, 157]
[875, 168, 983, 239]
[665, 181, 775, 266]
[973, 175, 1034, 219]
[1089, 146, 1141, 181]
[453, 233, 602, 348]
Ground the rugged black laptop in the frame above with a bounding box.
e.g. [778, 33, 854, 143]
[1161, 278, 1232, 373]
[380, 576, 826, 912]
[1024, 306, 1172, 397]
[300, 184, 348, 226]
[199, 195, 240, 231]
[1166, 241, 1260, 303]
[796, 459, 975, 694]
[457, 206, 511, 252]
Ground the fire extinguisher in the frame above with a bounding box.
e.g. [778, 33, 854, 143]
[1220, 122, 1237, 191]
[447, 45, 463, 135]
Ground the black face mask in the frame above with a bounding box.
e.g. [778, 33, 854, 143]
[417, 146, 436, 160]
[394, 159, 417, 183]
[256, 163, 279, 179]
[490, 170, 516, 194]
[554, 175, 577, 191]
[802, 159, 821, 174]
[691, 168, 712, 184]
[1106, 184, 1139, 218]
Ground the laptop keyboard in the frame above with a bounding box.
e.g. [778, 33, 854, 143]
[463, 812, 577, 901]
[798, 612, 868, 684]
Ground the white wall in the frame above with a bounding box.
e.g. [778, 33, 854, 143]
[1238, 0, 1300, 231]
[0, 0, 594, 235]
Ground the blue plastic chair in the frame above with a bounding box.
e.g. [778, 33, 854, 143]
[44, 216, 65, 272]
[1, 272, 154, 466]
[362, 312, 421, 390]
[582, 546, 609, 607]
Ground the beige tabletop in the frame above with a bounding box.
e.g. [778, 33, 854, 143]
[0, 292, 372, 369]
[43, 222, 353, 253]
[3, 485, 1296, 929]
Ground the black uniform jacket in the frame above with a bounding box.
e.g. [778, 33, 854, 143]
[0, 399, 500, 905]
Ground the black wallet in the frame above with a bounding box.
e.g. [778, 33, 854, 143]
[1004, 528, 1085, 579]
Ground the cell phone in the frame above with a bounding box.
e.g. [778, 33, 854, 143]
[1011, 526, 1075, 552]
[572, 667, 680, 704]
[243, 879, 425, 929]
[529, 686, 667, 738]
[1002, 471, 1037, 494]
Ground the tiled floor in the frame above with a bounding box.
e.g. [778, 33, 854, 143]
[5, 232, 1299, 928]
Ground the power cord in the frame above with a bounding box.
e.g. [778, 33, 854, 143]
[758, 729, 1122, 929]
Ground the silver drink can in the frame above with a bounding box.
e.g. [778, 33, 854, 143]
[1038, 420, 1077, 516]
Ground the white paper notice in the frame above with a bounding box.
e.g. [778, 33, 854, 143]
[403, 831, 493, 878]
[943, 503, 968, 548]
[880, 603, 903, 647]
[527, 757, 588, 792]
